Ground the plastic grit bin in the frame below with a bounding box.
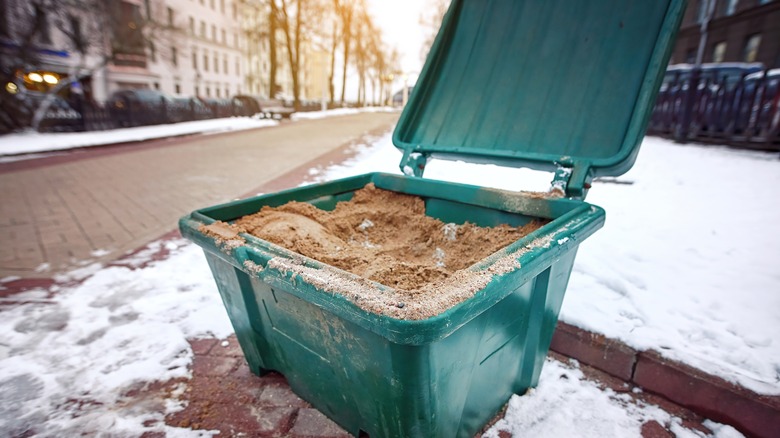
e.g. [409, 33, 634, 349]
[179, 0, 686, 436]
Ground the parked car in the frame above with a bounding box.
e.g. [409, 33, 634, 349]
[743, 69, 780, 140]
[197, 97, 239, 118]
[107, 89, 176, 127]
[174, 97, 213, 121]
[662, 62, 764, 92]
[234, 95, 262, 116]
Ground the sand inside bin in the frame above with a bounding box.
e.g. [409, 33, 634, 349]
[202, 183, 548, 319]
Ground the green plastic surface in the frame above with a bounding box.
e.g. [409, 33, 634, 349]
[180, 173, 605, 437]
[394, 0, 686, 178]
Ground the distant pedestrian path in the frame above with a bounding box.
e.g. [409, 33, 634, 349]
[0, 111, 398, 278]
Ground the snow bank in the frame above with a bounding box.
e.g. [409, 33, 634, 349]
[0, 117, 278, 156]
[310, 133, 780, 395]
[291, 106, 399, 121]
[0, 239, 231, 436]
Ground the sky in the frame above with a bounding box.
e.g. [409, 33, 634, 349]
[365, 0, 446, 85]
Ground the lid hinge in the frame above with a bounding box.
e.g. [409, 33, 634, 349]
[400, 149, 429, 177]
[551, 162, 593, 200]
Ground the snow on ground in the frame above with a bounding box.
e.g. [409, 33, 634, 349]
[290, 106, 398, 121]
[0, 129, 776, 435]
[484, 358, 742, 438]
[309, 133, 780, 396]
[0, 117, 278, 156]
[0, 239, 231, 436]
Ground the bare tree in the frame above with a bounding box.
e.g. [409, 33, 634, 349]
[272, 0, 327, 109]
[418, 0, 450, 63]
[333, 0, 357, 105]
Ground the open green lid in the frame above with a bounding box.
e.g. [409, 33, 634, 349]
[393, 0, 686, 197]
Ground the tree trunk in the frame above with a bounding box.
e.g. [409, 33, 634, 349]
[279, 0, 300, 110]
[269, 1, 278, 98]
[293, 0, 301, 110]
[339, 16, 351, 104]
[328, 21, 337, 105]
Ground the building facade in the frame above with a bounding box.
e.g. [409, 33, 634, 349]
[112, 0, 245, 99]
[671, 0, 780, 68]
[1, 0, 323, 104]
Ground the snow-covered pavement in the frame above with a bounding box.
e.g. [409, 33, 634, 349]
[0, 107, 399, 157]
[0, 132, 776, 435]
[0, 118, 279, 156]
[309, 134, 780, 396]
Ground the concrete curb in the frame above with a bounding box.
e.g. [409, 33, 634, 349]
[550, 321, 780, 438]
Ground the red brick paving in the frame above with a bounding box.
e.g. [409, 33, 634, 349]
[161, 340, 720, 437]
[290, 409, 352, 438]
[8, 120, 777, 436]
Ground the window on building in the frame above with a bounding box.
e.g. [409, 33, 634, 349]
[225, 87, 229, 97]
[233, 33, 238, 48]
[204, 53, 209, 71]
[211, 25, 216, 41]
[200, 20, 206, 38]
[214, 51, 219, 72]
[712, 41, 726, 62]
[189, 17, 194, 34]
[153, 82, 160, 90]
[0, 0, 8, 37]
[192, 49, 198, 69]
[167, 7, 174, 27]
[175, 83, 181, 94]
[210, 0, 215, 9]
[221, 29, 226, 44]
[206, 87, 211, 96]
[685, 48, 696, 64]
[34, 5, 51, 44]
[69, 15, 83, 50]
[725, 0, 738, 15]
[224, 57, 228, 73]
[220, 0, 225, 14]
[235, 57, 240, 76]
[172, 47, 178, 66]
[149, 41, 156, 62]
[232, 3, 237, 19]
[743, 34, 761, 63]
[696, 0, 707, 23]
[216, 88, 221, 97]
[195, 85, 199, 96]
[199, 0, 203, 4]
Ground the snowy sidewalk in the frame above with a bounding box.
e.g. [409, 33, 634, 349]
[1, 133, 777, 436]
[0, 107, 399, 157]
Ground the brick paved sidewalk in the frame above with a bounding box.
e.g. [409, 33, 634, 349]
[141, 335, 710, 438]
[0, 112, 398, 279]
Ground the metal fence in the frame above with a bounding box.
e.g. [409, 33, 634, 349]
[648, 69, 780, 150]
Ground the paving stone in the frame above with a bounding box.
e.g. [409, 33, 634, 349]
[258, 384, 310, 408]
[641, 421, 674, 438]
[190, 338, 218, 356]
[191, 356, 238, 377]
[250, 406, 297, 437]
[210, 336, 245, 357]
[289, 409, 351, 438]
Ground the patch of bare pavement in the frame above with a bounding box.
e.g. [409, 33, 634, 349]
[0, 112, 398, 280]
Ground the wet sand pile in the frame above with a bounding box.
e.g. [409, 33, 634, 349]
[203, 184, 548, 318]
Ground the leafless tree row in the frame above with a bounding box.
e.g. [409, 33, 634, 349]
[253, 0, 401, 110]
